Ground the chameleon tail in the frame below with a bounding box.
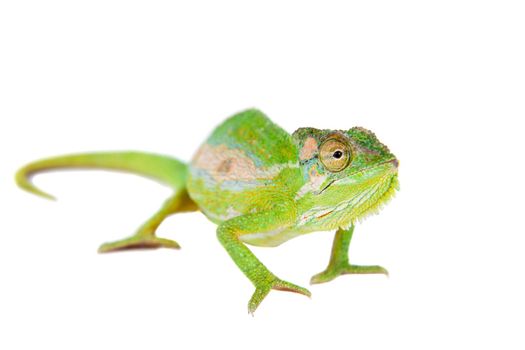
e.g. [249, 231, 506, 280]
[15, 151, 188, 200]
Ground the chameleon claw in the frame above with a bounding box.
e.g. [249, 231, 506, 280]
[310, 270, 337, 284]
[342, 264, 389, 277]
[310, 264, 388, 284]
[98, 235, 180, 253]
[248, 278, 311, 314]
[273, 279, 312, 296]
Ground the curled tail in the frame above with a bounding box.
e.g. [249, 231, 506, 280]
[16, 151, 188, 200]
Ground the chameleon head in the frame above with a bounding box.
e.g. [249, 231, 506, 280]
[292, 126, 399, 231]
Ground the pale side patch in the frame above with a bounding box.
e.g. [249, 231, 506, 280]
[256, 161, 299, 177]
[192, 144, 258, 182]
[299, 136, 318, 160]
[192, 143, 298, 183]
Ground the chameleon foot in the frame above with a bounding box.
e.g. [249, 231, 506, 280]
[249, 277, 311, 314]
[310, 264, 388, 284]
[98, 235, 180, 253]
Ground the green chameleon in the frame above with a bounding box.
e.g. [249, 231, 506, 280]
[16, 109, 399, 313]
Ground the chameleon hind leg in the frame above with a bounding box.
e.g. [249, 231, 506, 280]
[98, 190, 197, 253]
[15, 151, 196, 253]
[310, 225, 388, 284]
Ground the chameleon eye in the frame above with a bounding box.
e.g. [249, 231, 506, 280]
[319, 138, 351, 172]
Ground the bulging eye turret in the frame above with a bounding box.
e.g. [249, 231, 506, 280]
[319, 137, 351, 172]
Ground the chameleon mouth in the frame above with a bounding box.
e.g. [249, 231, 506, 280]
[315, 158, 398, 196]
[317, 180, 336, 194]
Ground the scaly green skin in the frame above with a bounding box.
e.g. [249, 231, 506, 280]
[15, 108, 399, 314]
[310, 225, 388, 284]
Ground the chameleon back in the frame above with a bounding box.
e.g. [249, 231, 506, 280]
[187, 109, 302, 224]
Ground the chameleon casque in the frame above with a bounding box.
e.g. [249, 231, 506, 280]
[16, 109, 399, 313]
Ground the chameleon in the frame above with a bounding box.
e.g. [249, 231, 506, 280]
[16, 109, 399, 313]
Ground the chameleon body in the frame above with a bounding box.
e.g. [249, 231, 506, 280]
[16, 109, 399, 313]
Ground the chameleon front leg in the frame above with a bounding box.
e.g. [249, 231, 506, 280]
[310, 225, 388, 284]
[217, 210, 311, 314]
[98, 190, 197, 252]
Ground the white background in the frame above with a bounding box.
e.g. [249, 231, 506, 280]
[1, 1, 524, 349]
